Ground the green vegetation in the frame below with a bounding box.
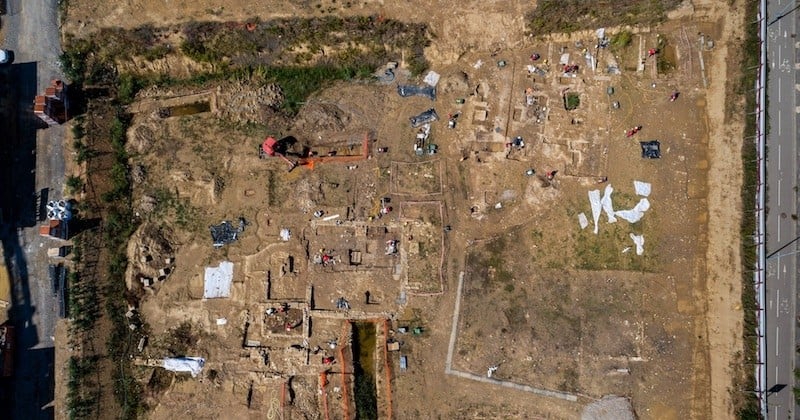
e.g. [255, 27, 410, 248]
[735, 1, 762, 418]
[352, 323, 378, 420]
[61, 16, 431, 115]
[117, 73, 144, 104]
[574, 221, 658, 272]
[655, 35, 675, 74]
[526, 0, 681, 36]
[795, 369, 800, 405]
[163, 322, 199, 356]
[610, 30, 633, 51]
[252, 65, 373, 114]
[150, 187, 198, 228]
[564, 92, 581, 111]
[65, 97, 145, 418]
[101, 111, 145, 419]
[67, 355, 100, 419]
[66, 176, 84, 195]
[67, 271, 101, 332]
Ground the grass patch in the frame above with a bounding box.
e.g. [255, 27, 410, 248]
[526, 0, 682, 36]
[574, 223, 657, 272]
[63, 16, 431, 116]
[257, 65, 372, 114]
[610, 30, 633, 51]
[150, 187, 199, 228]
[733, 1, 762, 418]
[564, 92, 580, 111]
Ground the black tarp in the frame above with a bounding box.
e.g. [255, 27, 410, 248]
[640, 141, 661, 159]
[397, 85, 436, 100]
[410, 108, 439, 128]
[210, 218, 247, 248]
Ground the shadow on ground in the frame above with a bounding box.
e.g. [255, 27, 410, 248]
[0, 60, 56, 419]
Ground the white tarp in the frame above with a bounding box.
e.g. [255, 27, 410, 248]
[203, 261, 234, 299]
[633, 181, 651, 197]
[578, 213, 589, 230]
[163, 357, 205, 377]
[560, 53, 570, 65]
[629, 233, 645, 255]
[600, 184, 616, 223]
[588, 190, 602, 234]
[615, 198, 650, 223]
[280, 228, 291, 241]
[423, 70, 441, 87]
[596, 28, 606, 40]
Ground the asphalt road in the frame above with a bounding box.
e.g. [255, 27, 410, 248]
[1, 0, 66, 418]
[765, 0, 799, 418]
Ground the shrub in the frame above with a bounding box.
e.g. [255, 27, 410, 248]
[117, 74, 143, 104]
[66, 176, 84, 195]
[611, 30, 633, 50]
[565, 92, 580, 110]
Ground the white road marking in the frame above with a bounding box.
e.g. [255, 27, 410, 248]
[777, 289, 780, 317]
[778, 179, 781, 206]
[778, 144, 782, 170]
[777, 218, 781, 242]
[779, 77, 782, 102]
[776, 327, 779, 356]
[778, 111, 782, 135]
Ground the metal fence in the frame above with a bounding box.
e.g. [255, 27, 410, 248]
[756, 0, 767, 416]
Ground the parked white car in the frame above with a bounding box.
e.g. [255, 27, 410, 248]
[0, 49, 12, 64]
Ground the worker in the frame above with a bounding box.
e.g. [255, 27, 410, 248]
[648, 48, 658, 57]
[546, 170, 558, 180]
[670, 91, 680, 102]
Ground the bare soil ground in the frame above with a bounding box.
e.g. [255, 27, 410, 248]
[59, 0, 747, 419]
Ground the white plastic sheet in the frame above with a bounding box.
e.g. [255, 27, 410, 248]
[615, 198, 650, 223]
[578, 213, 589, 230]
[423, 70, 441, 87]
[629, 233, 644, 255]
[633, 180, 651, 197]
[600, 184, 616, 223]
[163, 357, 205, 377]
[588, 190, 602, 234]
[203, 261, 234, 299]
[596, 28, 606, 40]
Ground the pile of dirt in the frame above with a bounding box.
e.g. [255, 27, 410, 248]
[129, 122, 158, 155]
[214, 82, 284, 124]
[127, 223, 176, 291]
[291, 102, 352, 136]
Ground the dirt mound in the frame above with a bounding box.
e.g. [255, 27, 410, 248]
[438, 71, 471, 95]
[291, 102, 351, 133]
[127, 223, 177, 291]
[214, 82, 284, 125]
[129, 123, 158, 155]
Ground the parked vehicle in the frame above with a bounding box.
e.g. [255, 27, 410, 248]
[0, 49, 13, 65]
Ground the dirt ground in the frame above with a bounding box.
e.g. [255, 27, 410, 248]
[59, 0, 748, 419]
